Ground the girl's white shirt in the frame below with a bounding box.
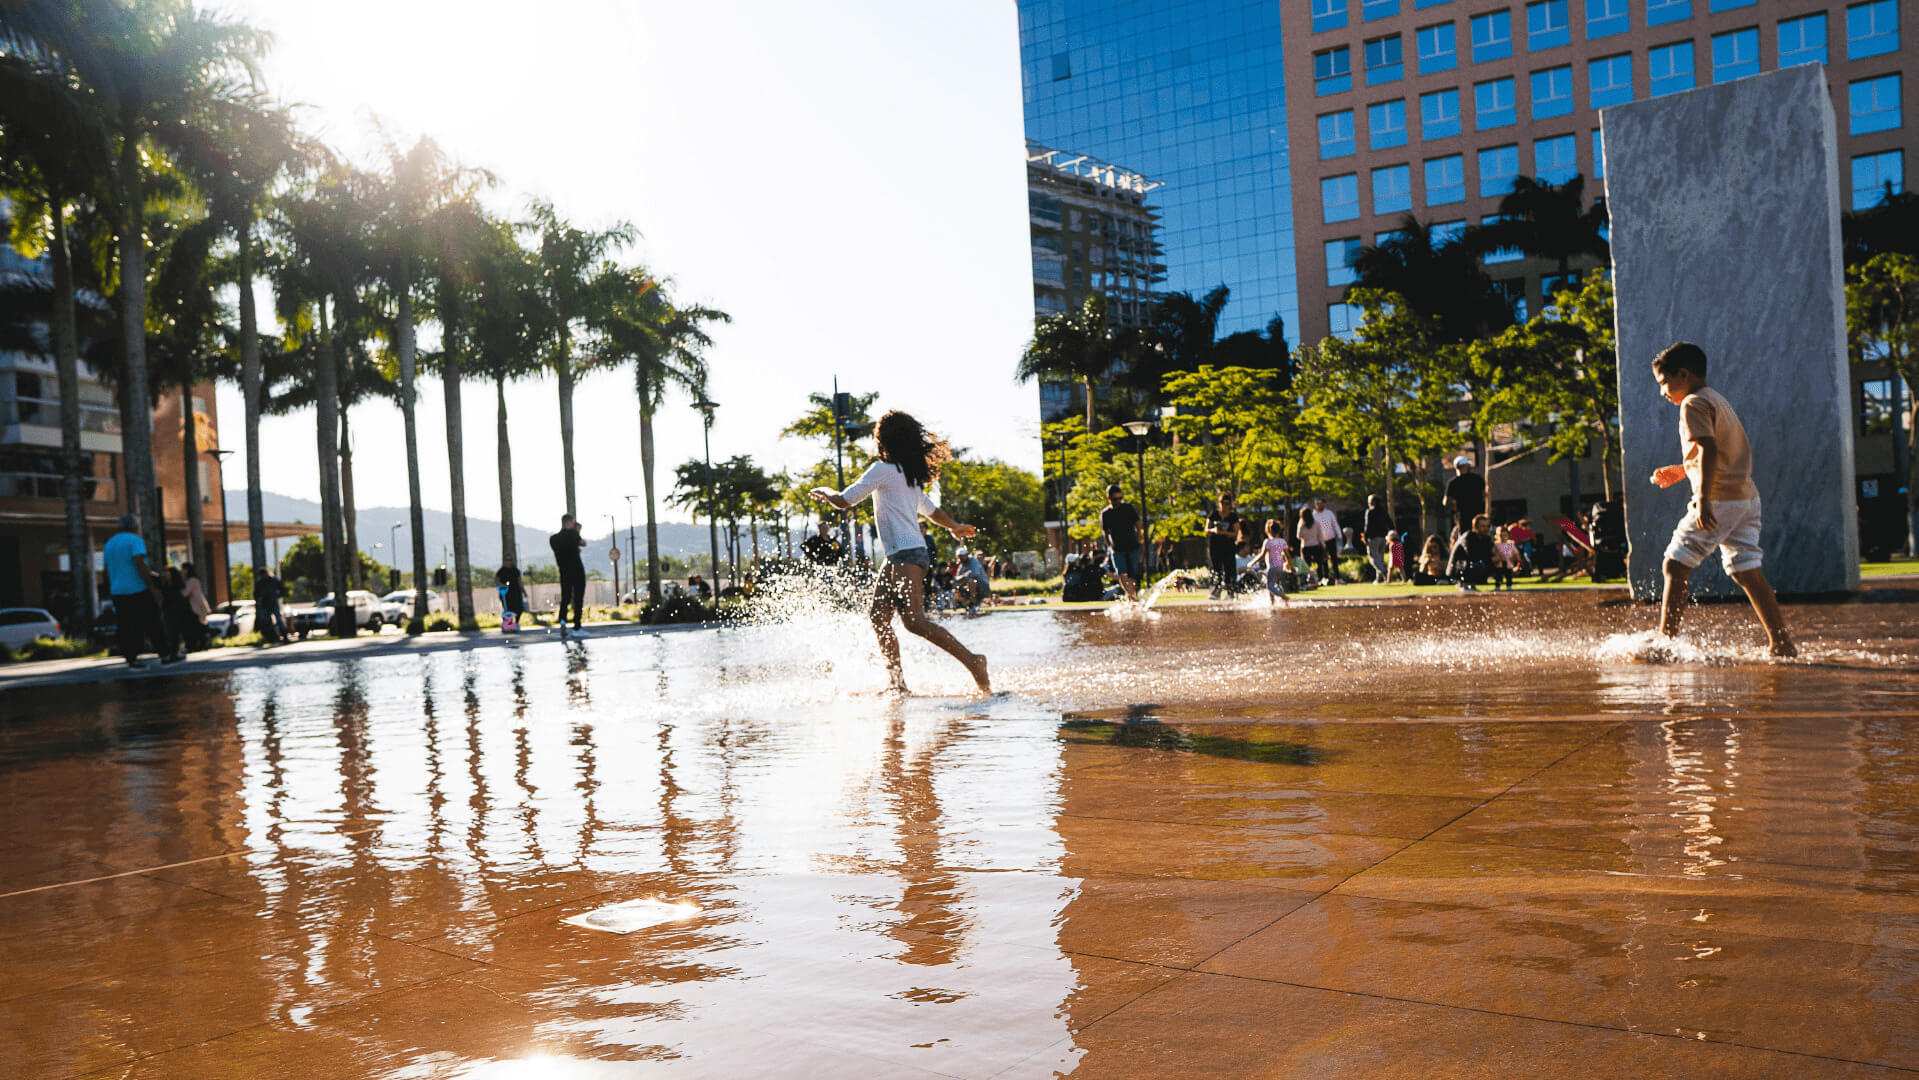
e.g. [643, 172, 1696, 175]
[838, 462, 940, 556]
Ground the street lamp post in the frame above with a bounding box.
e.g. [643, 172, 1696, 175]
[608, 513, 621, 601]
[692, 396, 721, 590]
[204, 448, 233, 604]
[622, 494, 639, 604]
[1120, 420, 1154, 575]
[388, 522, 403, 589]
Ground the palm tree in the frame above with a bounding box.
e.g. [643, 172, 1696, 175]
[423, 196, 497, 630]
[367, 136, 492, 631]
[145, 198, 227, 579]
[1352, 214, 1511, 344]
[5, 0, 270, 556]
[587, 272, 728, 603]
[468, 224, 547, 570]
[0, 32, 116, 634]
[524, 199, 635, 519]
[187, 96, 309, 603]
[1017, 293, 1124, 429]
[1464, 175, 1610, 279]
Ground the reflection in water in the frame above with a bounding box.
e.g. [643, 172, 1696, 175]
[2, 591, 1918, 1075]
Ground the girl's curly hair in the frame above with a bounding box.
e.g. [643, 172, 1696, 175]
[874, 410, 952, 489]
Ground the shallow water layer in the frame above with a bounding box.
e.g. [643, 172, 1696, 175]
[3, 590, 1918, 1077]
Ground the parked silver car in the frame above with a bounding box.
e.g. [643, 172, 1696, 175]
[0, 607, 63, 651]
[205, 601, 256, 639]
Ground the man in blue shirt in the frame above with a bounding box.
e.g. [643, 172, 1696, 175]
[103, 514, 177, 668]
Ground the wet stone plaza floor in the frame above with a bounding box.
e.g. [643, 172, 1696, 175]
[3, 587, 1919, 1078]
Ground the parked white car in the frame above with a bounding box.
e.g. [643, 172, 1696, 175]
[288, 590, 389, 638]
[381, 589, 445, 617]
[0, 607, 62, 650]
[206, 601, 256, 639]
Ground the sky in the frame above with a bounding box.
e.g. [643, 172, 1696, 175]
[212, 0, 1038, 534]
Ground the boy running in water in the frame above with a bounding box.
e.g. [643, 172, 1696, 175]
[1649, 342, 1795, 657]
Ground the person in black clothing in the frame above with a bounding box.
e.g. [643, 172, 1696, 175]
[256, 568, 287, 643]
[801, 520, 843, 565]
[1362, 494, 1394, 583]
[1448, 513, 1497, 590]
[1205, 492, 1245, 598]
[549, 513, 589, 639]
[1444, 457, 1485, 533]
[1099, 483, 1143, 601]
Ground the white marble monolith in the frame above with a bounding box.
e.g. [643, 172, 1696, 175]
[1603, 64, 1859, 598]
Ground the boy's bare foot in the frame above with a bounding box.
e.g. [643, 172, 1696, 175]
[962, 651, 991, 694]
[1770, 634, 1798, 658]
[885, 673, 910, 695]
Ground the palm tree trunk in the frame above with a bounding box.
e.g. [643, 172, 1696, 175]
[396, 278, 430, 630]
[341, 403, 360, 589]
[640, 401, 662, 603]
[118, 135, 160, 556]
[181, 384, 205, 574]
[557, 356, 577, 518]
[442, 330, 477, 629]
[51, 201, 93, 636]
[315, 300, 352, 636]
[1082, 376, 1096, 431]
[239, 216, 268, 598]
[496, 372, 516, 567]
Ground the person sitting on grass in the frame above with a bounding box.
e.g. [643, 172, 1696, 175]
[953, 546, 991, 614]
[1414, 535, 1448, 586]
[1448, 514, 1497, 591]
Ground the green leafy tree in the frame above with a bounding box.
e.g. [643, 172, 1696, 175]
[1294, 290, 1460, 531]
[1161, 365, 1305, 514]
[937, 459, 1045, 555]
[1058, 424, 1183, 547]
[1848, 253, 1919, 552]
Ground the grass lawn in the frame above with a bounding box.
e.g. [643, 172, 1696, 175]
[1862, 555, 1916, 579]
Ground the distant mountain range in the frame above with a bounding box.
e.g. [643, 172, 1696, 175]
[225, 490, 717, 571]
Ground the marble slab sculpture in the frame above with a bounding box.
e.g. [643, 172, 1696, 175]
[1603, 64, 1859, 598]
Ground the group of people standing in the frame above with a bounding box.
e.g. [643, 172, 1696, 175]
[102, 513, 216, 668]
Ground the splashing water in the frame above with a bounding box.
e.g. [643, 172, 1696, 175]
[1594, 630, 1744, 666]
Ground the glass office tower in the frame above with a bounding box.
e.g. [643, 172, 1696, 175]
[1017, 0, 1298, 341]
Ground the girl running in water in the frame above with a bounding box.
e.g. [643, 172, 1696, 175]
[811, 410, 992, 695]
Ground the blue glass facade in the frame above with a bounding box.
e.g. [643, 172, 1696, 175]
[1018, 1, 1297, 339]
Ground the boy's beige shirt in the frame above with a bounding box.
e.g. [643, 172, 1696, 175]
[1679, 385, 1759, 502]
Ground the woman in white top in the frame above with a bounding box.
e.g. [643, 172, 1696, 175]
[811, 410, 991, 695]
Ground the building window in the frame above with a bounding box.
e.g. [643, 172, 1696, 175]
[1434, 219, 1469, 246]
[1480, 145, 1520, 197]
[1593, 127, 1605, 178]
[1320, 110, 1357, 158]
[1471, 10, 1512, 62]
[1426, 154, 1466, 204]
[1712, 28, 1759, 83]
[1363, 0, 1400, 20]
[1849, 1, 1900, 60]
[1589, 53, 1634, 107]
[1491, 277, 1528, 320]
[1646, 0, 1691, 28]
[1376, 227, 1408, 246]
[1316, 46, 1353, 95]
[1588, 0, 1629, 38]
[1416, 0, 1453, 7]
[1418, 22, 1458, 73]
[1365, 35, 1404, 84]
[1649, 41, 1695, 97]
[1324, 173, 1361, 222]
[1374, 164, 1413, 214]
[1313, 0, 1348, 32]
[1532, 66, 1573, 118]
[1779, 14, 1828, 68]
[1329, 302, 1363, 341]
[1051, 52, 1072, 80]
[1422, 87, 1462, 138]
[1476, 77, 1516, 129]
[1327, 237, 1362, 286]
[1851, 73, 1903, 134]
[1370, 99, 1409, 148]
[1528, 1, 1570, 50]
[1541, 272, 1579, 303]
[1033, 255, 1063, 283]
[1862, 378, 1896, 434]
[1535, 133, 1577, 184]
[1854, 150, 1905, 209]
[1482, 219, 1525, 263]
[1709, 0, 1755, 9]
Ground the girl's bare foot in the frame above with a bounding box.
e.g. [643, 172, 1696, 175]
[886, 673, 910, 695]
[1770, 634, 1798, 658]
[962, 651, 991, 694]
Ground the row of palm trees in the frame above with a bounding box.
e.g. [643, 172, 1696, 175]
[0, 0, 727, 635]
